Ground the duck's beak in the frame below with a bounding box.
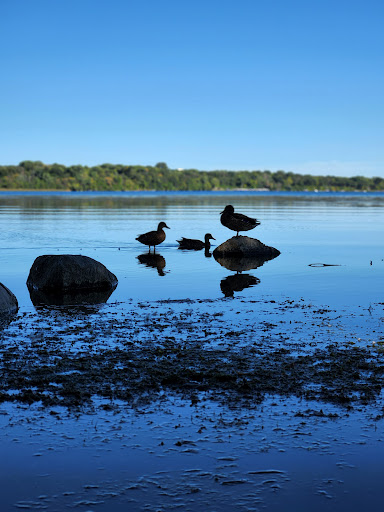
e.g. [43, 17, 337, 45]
[211, 236, 216, 240]
[164, 224, 170, 229]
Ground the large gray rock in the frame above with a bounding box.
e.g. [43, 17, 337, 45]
[0, 282, 18, 315]
[27, 255, 118, 292]
[213, 235, 280, 259]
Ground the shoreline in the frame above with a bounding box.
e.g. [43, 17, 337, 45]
[1, 188, 384, 194]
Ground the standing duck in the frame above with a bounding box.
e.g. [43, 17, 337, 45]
[136, 222, 170, 252]
[177, 233, 215, 250]
[220, 205, 260, 237]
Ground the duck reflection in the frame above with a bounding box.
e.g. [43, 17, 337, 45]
[137, 252, 167, 276]
[204, 247, 212, 258]
[28, 286, 116, 308]
[220, 273, 260, 298]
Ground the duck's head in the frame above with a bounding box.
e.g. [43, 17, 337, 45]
[205, 233, 216, 241]
[221, 205, 234, 214]
[157, 222, 170, 230]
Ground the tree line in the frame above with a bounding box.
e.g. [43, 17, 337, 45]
[0, 161, 383, 191]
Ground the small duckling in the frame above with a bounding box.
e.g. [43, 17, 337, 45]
[177, 233, 215, 250]
[220, 205, 260, 236]
[136, 221, 170, 252]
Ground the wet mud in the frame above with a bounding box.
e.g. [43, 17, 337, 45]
[1, 298, 383, 411]
[1, 297, 384, 511]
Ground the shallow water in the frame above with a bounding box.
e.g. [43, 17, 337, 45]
[2, 396, 384, 512]
[1, 191, 384, 511]
[0, 191, 383, 307]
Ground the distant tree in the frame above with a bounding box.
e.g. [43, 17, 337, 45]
[155, 162, 168, 170]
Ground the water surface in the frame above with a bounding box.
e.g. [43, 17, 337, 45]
[1, 191, 384, 512]
[0, 191, 382, 308]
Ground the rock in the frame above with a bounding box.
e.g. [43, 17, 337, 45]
[213, 236, 280, 259]
[0, 282, 18, 316]
[26, 255, 118, 292]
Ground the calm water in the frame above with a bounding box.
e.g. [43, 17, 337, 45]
[1, 191, 384, 512]
[0, 191, 383, 308]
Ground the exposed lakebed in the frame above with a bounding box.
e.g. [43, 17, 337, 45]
[1, 295, 384, 511]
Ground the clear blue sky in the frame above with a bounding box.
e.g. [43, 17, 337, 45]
[1, 0, 383, 177]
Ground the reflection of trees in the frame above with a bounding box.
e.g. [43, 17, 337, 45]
[220, 274, 260, 298]
[137, 253, 167, 276]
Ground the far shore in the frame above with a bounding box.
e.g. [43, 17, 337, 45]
[0, 188, 383, 194]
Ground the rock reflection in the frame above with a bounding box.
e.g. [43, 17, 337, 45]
[214, 253, 278, 273]
[28, 287, 115, 308]
[220, 273, 260, 298]
[137, 253, 167, 276]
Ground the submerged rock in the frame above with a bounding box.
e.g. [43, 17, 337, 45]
[213, 236, 280, 259]
[27, 254, 118, 292]
[0, 282, 18, 316]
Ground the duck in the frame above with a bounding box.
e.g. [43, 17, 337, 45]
[177, 233, 215, 250]
[136, 221, 170, 252]
[220, 205, 260, 236]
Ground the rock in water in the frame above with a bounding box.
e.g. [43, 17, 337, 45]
[213, 235, 280, 258]
[26, 255, 118, 292]
[0, 282, 18, 316]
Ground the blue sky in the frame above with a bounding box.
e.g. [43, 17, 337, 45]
[1, 0, 383, 177]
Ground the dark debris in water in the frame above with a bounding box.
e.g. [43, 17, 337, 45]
[0, 298, 383, 411]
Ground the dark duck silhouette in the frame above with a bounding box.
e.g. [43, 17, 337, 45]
[136, 222, 170, 252]
[220, 205, 260, 237]
[177, 233, 215, 250]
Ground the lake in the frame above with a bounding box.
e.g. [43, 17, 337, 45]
[1, 191, 384, 511]
[0, 191, 383, 307]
